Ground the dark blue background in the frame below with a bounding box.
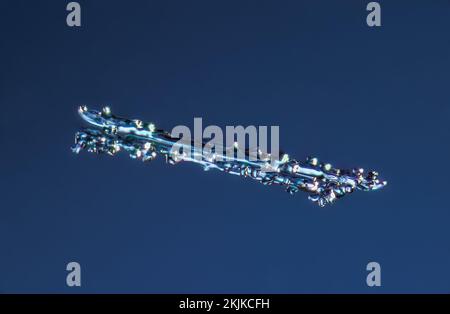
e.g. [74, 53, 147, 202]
[1, 0, 449, 293]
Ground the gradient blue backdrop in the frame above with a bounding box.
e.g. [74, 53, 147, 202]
[1, 0, 449, 293]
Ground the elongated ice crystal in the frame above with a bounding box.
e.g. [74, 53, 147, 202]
[72, 106, 387, 207]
